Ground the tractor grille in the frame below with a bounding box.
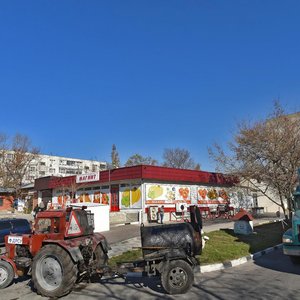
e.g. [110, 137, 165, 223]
[86, 210, 94, 229]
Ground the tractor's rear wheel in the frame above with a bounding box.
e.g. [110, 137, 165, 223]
[32, 244, 77, 298]
[0, 260, 14, 289]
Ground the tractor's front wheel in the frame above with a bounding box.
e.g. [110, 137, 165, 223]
[0, 260, 14, 289]
[32, 244, 78, 298]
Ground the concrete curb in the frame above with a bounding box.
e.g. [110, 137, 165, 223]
[199, 243, 283, 273]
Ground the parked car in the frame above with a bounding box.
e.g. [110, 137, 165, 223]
[0, 218, 31, 246]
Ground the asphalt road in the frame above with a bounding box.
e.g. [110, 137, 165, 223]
[2, 248, 300, 300]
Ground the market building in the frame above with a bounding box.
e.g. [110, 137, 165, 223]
[34, 165, 265, 224]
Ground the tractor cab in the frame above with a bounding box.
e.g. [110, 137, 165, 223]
[34, 206, 94, 238]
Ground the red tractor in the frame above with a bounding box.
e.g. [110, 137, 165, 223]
[0, 206, 110, 298]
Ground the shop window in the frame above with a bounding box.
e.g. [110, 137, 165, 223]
[0, 199, 3, 206]
[120, 184, 130, 187]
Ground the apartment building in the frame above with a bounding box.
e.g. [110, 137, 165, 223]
[24, 154, 107, 183]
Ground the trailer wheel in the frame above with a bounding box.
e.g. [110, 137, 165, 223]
[0, 260, 14, 289]
[32, 244, 78, 298]
[161, 260, 194, 294]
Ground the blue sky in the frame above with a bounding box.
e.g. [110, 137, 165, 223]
[0, 1, 300, 171]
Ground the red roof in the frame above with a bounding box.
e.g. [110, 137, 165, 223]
[232, 209, 254, 221]
[38, 165, 237, 190]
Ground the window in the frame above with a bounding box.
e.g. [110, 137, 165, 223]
[30, 167, 36, 172]
[11, 219, 29, 227]
[40, 162, 46, 166]
[0, 221, 11, 230]
[0, 199, 3, 206]
[67, 160, 75, 166]
[39, 171, 46, 176]
[253, 193, 258, 207]
[59, 168, 66, 173]
[66, 169, 77, 174]
[36, 218, 51, 233]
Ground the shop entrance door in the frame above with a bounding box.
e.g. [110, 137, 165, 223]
[110, 186, 120, 212]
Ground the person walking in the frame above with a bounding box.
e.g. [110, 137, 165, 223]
[32, 204, 40, 218]
[159, 205, 164, 224]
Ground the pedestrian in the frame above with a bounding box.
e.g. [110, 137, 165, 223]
[32, 204, 40, 218]
[39, 201, 45, 211]
[159, 205, 164, 224]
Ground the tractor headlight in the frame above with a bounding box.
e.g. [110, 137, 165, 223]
[282, 237, 293, 243]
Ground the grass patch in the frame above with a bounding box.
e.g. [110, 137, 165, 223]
[109, 249, 143, 267]
[200, 222, 285, 265]
[108, 222, 286, 267]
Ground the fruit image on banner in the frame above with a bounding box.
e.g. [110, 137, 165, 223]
[179, 187, 189, 200]
[121, 189, 130, 207]
[148, 185, 163, 199]
[58, 195, 68, 207]
[207, 189, 218, 200]
[219, 189, 229, 201]
[198, 189, 207, 200]
[131, 188, 141, 205]
[166, 187, 176, 201]
[84, 193, 91, 202]
[93, 191, 101, 203]
[79, 193, 91, 203]
[121, 187, 142, 208]
[101, 193, 109, 205]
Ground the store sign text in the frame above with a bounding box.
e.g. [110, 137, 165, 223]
[76, 172, 99, 183]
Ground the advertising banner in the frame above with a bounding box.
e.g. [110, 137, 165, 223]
[120, 185, 142, 209]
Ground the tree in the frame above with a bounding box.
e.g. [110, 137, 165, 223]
[208, 102, 300, 219]
[0, 133, 39, 197]
[162, 148, 198, 169]
[0, 133, 7, 183]
[111, 144, 121, 169]
[125, 154, 158, 167]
